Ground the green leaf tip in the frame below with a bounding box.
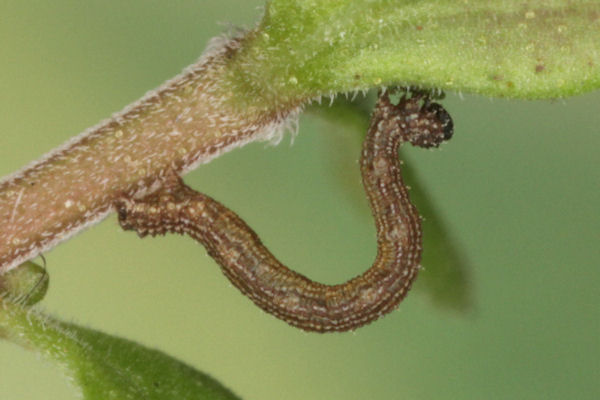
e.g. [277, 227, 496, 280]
[0, 305, 241, 400]
[0, 261, 48, 306]
[57, 322, 243, 400]
[231, 0, 599, 100]
[0, 266, 240, 400]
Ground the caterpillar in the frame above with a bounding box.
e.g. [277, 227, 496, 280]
[115, 90, 453, 332]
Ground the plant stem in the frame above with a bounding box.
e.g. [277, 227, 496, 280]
[0, 33, 303, 273]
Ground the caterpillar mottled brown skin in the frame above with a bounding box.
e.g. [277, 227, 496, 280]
[115, 91, 453, 332]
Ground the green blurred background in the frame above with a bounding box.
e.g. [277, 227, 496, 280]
[1, 1, 598, 399]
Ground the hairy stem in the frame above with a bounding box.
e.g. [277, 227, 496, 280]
[0, 34, 302, 273]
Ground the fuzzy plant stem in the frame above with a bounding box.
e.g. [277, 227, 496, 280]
[0, 34, 303, 273]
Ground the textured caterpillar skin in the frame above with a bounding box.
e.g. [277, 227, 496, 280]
[115, 92, 453, 332]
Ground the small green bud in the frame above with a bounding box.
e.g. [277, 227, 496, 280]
[0, 261, 48, 306]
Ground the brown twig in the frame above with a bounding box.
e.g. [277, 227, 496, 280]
[0, 34, 303, 273]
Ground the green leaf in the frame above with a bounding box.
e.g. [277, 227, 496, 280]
[0, 264, 241, 400]
[230, 0, 599, 100]
[404, 164, 472, 312]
